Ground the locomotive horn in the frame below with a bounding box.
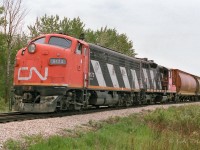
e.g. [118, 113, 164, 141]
[79, 33, 85, 40]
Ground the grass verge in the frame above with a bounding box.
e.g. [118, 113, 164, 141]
[4, 104, 200, 150]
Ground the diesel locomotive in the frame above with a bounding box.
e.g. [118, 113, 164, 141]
[13, 33, 200, 112]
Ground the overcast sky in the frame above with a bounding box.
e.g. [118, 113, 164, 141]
[22, 0, 200, 75]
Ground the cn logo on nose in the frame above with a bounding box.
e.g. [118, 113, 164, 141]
[18, 67, 48, 81]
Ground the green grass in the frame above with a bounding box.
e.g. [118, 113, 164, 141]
[4, 105, 200, 150]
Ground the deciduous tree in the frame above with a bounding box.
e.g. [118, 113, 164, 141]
[28, 15, 85, 39]
[0, 6, 6, 98]
[86, 27, 135, 56]
[28, 14, 135, 56]
[1, 0, 27, 102]
[0, 7, 4, 26]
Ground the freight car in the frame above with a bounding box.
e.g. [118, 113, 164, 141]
[172, 69, 199, 101]
[13, 33, 200, 113]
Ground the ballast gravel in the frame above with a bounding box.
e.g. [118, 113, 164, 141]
[0, 102, 200, 145]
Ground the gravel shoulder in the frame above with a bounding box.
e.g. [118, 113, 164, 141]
[0, 102, 200, 144]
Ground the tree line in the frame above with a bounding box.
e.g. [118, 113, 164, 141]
[0, 0, 135, 103]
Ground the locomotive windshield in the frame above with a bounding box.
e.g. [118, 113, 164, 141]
[48, 36, 72, 49]
[33, 37, 45, 44]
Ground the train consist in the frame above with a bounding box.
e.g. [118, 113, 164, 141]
[13, 33, 200, 113]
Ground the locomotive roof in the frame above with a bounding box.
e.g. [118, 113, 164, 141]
[88, 43, 157, 65]
[89, 43, 141, 62]
[32, 33, 161, 67]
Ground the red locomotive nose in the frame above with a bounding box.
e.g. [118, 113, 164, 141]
[14, 43, 68, 85]
[14, 33, 90, 88]
[13, 33, 91, 112]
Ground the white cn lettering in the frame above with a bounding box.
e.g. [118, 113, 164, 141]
[18, 67, 48, 81]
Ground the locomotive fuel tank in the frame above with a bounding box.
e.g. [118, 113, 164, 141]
[172, 69, 198, 95]
[89, 91, 119, 106]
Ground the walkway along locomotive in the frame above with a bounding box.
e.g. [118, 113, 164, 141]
[13, 33, 200, 112]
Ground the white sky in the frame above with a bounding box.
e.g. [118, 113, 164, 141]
[22, 0, 200, 75]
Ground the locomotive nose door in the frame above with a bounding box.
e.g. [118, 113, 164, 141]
[71, 42, 89, 88]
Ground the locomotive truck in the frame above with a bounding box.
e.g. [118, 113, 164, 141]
[13, 33, 200, 112]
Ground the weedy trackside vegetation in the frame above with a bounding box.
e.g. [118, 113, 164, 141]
[4, 105, 200, 150]
[0, 98, 8, 112]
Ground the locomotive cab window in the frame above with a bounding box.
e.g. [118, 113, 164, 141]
[49, 37, 72, 48]
[76, 43, 82, 55]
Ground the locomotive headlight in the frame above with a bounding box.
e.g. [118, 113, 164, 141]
[28, 43, 36, 53]
[49, 58, 67, 65]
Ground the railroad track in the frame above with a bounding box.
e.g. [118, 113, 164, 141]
[0, 101, 196, 124]
[0, 112, 43, 123]
[0, 106, 127, 124]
